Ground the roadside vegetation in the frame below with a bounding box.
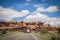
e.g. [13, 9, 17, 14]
[0, 30, 23, 38]
[33, 28, 60, 40]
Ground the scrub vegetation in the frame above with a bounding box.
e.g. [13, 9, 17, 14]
[33, 29, 60, 40]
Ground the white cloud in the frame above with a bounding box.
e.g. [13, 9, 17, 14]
[36, 7, 45, 12]
[0, 6, 29, 21]
[34, 4, 41, 7]
[25, 12, 60, 26]
[25, 12, 50, 22]
[24, 6, 59, 26]
[34, 4, 48, 8]
[24, 3, 29, 5]
[50, 18, 60, 26]
[45, 6, 58, 12]
[0, 5, 59, 26]
[20, 10, 29, 16]
[35, 6, 58, 12]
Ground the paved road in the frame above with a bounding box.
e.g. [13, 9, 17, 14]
[0, 33, 38, 40]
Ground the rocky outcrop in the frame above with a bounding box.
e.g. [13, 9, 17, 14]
[0, 21, 56, 31]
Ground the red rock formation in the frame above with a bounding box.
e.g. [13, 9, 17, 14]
[0, 21, 56, 31]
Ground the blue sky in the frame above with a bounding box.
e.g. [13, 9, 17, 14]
[0, 0, 60, 26]
[0, 0, 60, 16]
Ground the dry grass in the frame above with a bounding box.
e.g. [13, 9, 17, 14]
[33, 31, 60, 40]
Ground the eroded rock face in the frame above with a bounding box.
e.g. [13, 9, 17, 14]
[0, 21, 56, 31]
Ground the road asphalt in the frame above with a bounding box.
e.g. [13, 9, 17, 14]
[0, 33, 38, 40]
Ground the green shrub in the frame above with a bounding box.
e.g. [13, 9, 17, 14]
[2, 30, 6, 34]
[40, 29, 48, 34]
[51, 35, 60, 40]
[56, 34, 60, 40]
[57, 27, 60, 33]
[56, 37, 60, 40]
[51, 35, 56, 40]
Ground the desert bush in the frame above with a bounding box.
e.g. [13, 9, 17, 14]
[57, 27, 60, 33]
[51, 35, 60, 40]
[56, 33, 60, 40]
[2, 30, 6, 34]
[56, 37, 60, 40]
[40, 29, 48, 34]
[51, 35, 56, 40]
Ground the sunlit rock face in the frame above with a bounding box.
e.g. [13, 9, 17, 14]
[0, 21, 56, 31]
